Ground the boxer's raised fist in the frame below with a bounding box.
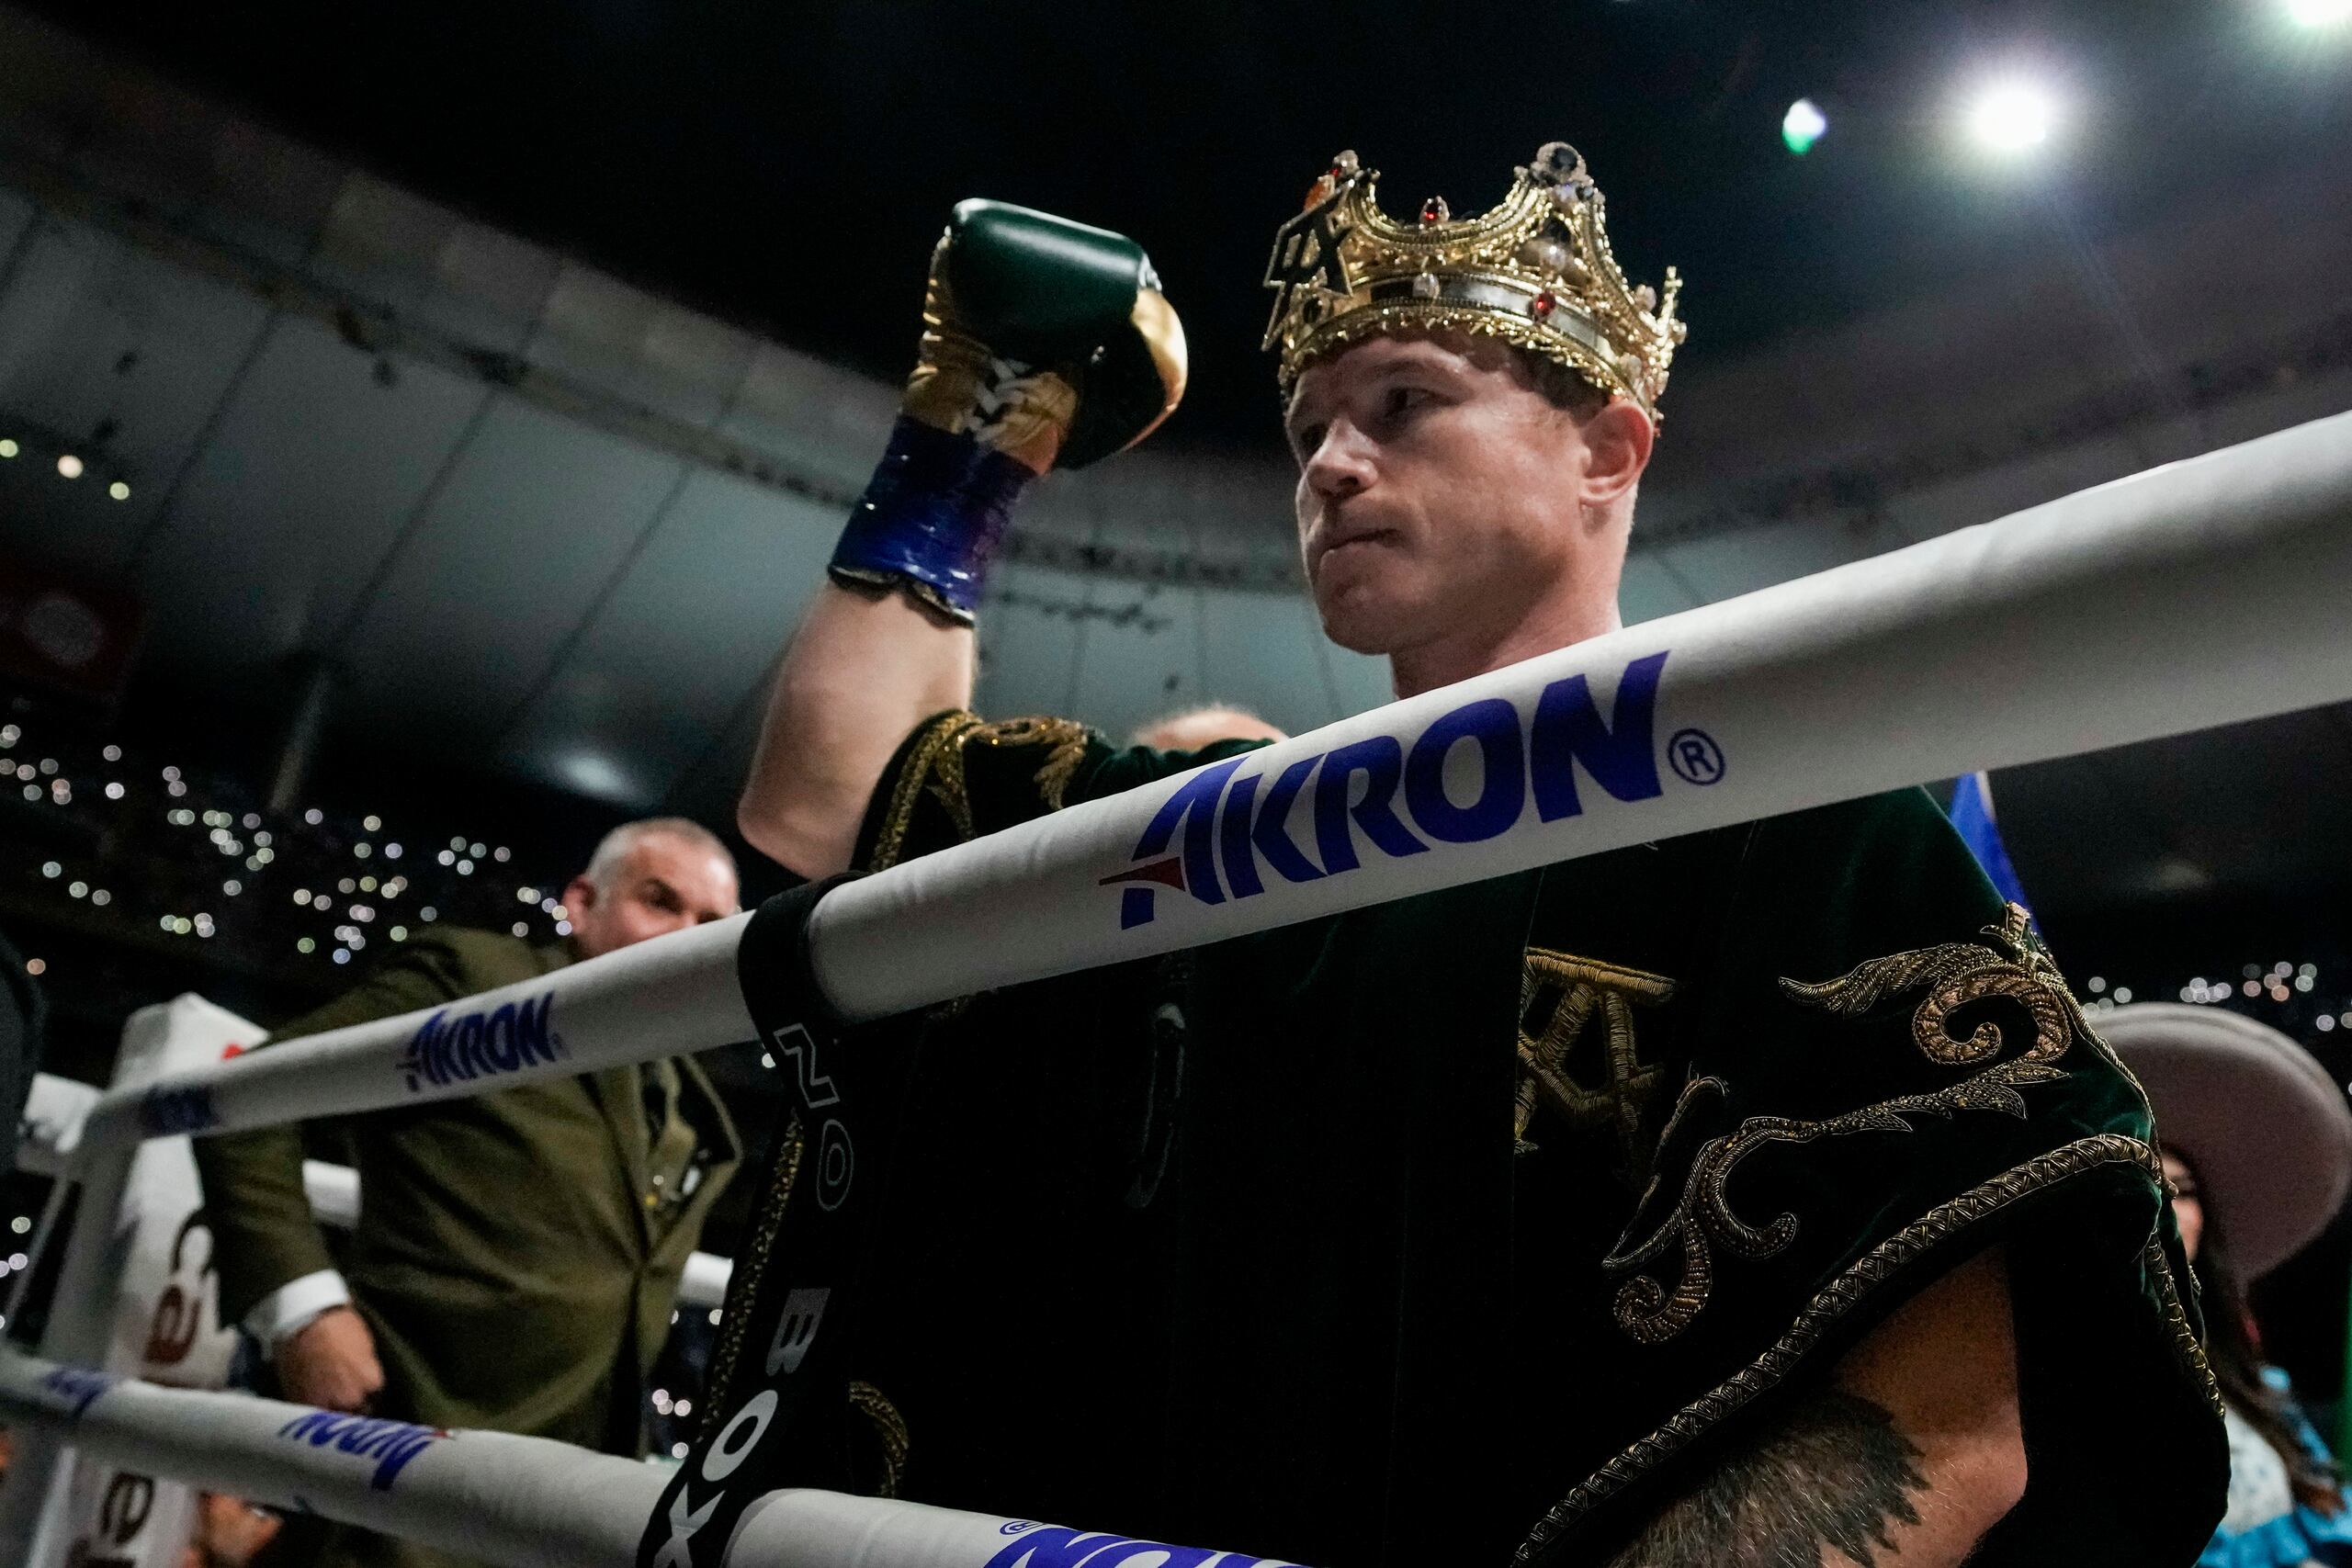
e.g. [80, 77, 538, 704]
[831, 203, 1186, 622]
[902, 200, 1187, 473]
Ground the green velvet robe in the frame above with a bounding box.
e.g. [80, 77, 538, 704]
[820, 711, 2224, 1566]
[191, 928, 741, 1568]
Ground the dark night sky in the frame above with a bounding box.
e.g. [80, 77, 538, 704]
[38, 0, 2352, 448]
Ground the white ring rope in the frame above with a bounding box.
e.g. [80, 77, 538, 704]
[9, 407, 2351, 1566]
[62, 406, 2352, 1165]
[0, 1346, 1297, 1568]
[812, 404, 2352, 1014]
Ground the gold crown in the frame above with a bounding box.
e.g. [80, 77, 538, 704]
[1263, 142, 1687, 419]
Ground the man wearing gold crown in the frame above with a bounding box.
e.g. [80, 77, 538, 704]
[722, 148, 2224, 1563]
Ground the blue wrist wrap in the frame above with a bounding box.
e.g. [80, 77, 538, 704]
[828, 415, 1035, 622]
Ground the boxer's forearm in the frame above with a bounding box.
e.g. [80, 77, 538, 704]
[739, 582, 974, 879]
[1606, 1249, 2023, 1567]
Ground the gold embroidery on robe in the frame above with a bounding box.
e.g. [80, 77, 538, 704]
[1517, 1134, 2184, 1559]
[1516, 951, 1676, 1176]
[697, 1114, 804, 1436]
[848, 1379, 911, 1497]
[869, 713, 983, 871]
[926, 715, 1091, 839]
[1602, 904, 2085, 1345]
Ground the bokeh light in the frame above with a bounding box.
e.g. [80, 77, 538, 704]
[1963, 80, 2060, 155]
[1781, 98, 1827, 155]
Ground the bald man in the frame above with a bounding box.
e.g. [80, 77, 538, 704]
[193, 818, 744, 1568]
[1128, 705, 1288, 751]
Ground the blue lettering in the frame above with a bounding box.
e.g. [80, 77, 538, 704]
[1529, 650, 1668, 821]
[41, 1367, 114, 1416]
[456, 1014, 487, 1079]
[425, 1012, 458, 1086]
[1217, 756, 1323, 899]
[981, 1529, 1251, 1568]
[401, 1011, 446, 1089]
[985, 1531, 1126, 1568]
[399, 994, 560, 1093]
[1218, 773, 1265, 898]
[1130, 756, 1249, 907]
[1313, 736, 1427, 874]
[483, 1004, 519, 1072]
[516, 994, 560, 1066]
[279, 1410, 343, 1446]
[1403, 697, 1525, 843]
[277, 1411, 444, 1491]
[140, 1083, 220, 1137]
[371, 1431, 437, 1488]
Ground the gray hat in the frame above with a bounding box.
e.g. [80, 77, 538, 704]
[2101, 1001, 2352, 1280]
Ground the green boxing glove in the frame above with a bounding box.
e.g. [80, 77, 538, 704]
[830, 201, 1189, 622]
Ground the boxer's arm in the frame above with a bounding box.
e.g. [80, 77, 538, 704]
[1606, 1235, 2025, 1568]
[740, 583, 974, 879]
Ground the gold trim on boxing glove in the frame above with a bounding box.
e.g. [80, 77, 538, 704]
[902, 258, 1080, 475]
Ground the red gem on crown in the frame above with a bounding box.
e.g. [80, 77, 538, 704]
[1530, 290, 1557, 321]
[1419, 197, 1449, 225]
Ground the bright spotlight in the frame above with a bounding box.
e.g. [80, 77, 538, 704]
[107, 479, 130, 501]
[0, 439, 16, 458]
[1781, 98, 1827, 155]
[2288, 0, 2352, 26]
[1964, 81, 2058, 154]
[54, 454, 83, 479]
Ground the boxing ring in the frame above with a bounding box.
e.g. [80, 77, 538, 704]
[3, 407, 2350, 1566]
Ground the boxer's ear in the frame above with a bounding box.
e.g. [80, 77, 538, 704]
[1577, 399, 1654, 512]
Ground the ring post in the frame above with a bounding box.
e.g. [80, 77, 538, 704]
[0, 1145, 138, 1565]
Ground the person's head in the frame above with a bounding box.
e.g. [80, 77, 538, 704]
[2164, 1144, 2347, 1511]
[2160, 1147, 2203, 1262]
[562, 818, 739, 959]
[1131, 705, 1289, 752]
[1262, 141, 1683, 694]
[1284, 331, 1652, 686]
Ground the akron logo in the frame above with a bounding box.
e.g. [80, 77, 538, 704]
[397, 991, 564, 1092]
[274, 1411, 449, 1492]
[1103, 649, 1714, 931]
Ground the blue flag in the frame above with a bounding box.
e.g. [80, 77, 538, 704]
[1948, 770, 2030, 911]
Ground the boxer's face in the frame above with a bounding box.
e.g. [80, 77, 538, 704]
[1285, 334, 1649, 688]
[563, 832, 738, 959]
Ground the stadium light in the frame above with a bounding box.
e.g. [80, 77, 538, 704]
[2287, 0, 2352, 27]
[1781, 98, 1827, 155]
[1963, 79, 2059, 155]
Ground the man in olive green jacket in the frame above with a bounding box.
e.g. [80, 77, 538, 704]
[192, 818, 744, 1568]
